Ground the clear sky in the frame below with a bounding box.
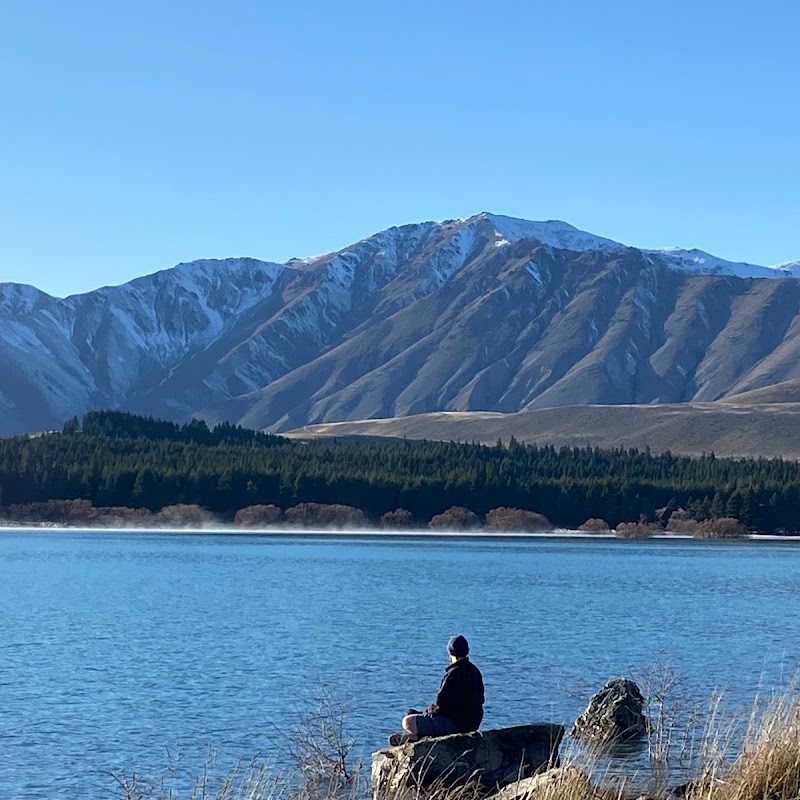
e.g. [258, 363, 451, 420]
[1, 0, 798, 297]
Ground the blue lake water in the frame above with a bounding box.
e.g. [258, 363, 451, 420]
[2, 530, 800, 799]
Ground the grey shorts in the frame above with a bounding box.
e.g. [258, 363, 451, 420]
[414, 713, 461, 738]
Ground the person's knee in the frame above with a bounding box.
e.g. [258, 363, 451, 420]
[402, 714, 419, 734]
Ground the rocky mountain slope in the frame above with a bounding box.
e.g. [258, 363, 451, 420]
[1, 213, 799, 436]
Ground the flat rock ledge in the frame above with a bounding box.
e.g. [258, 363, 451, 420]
[372, 723, 564, 797]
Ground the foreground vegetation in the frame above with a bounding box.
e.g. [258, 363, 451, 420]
[1, 411, 799, 532]
[109, 689, 800, 800]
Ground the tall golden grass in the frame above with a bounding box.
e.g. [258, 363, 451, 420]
[693, 691, 800, 800]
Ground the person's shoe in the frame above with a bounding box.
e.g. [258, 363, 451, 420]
[388, 732, 418, 747]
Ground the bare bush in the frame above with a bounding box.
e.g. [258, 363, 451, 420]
[578, 518, 612, 534]
[88, 506, 153, 527]
[0, 501, 157, 528]
[284, 502, 368, 529]
[154, 504, 218, 527]
[107, 754, 281, 800]
[666, 508, 699, 535]
[429, 506, 481, 531]
[485, 507, 551, 532]
[633, 658, 707, 771]
[380, 508, 414, 529]
[615, 521, 660, 539]
[283, 685, 360, 789]
[695, 517, 748, 539]
[234, 504, 284, 528]
[4, 498, 94, 523]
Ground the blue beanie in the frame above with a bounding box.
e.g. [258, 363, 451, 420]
[447, 635, 469, 658]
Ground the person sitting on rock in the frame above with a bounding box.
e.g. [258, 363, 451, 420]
[389, 634, 484, 746]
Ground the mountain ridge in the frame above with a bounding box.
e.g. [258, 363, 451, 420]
[5, 212, 798, 301]
[2, 212, 800, 436]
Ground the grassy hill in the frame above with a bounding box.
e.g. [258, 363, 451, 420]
[286, 403, 800, 459]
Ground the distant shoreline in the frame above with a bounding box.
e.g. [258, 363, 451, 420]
[0, 525, 797, 542]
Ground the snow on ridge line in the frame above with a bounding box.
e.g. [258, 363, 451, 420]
[3, 216, 799, 300]
[645, 248, 800, 280]
[474, 212, 624, 254]
[464, 212, 799, 279]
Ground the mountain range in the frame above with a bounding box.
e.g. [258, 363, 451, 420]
[2, 212, 800, 438]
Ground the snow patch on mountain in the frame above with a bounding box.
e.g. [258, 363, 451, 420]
[477, 213, 625, 255]
[525, 261, 545, 288]
[773, 260, 800, 274]
[416, 225, 479, 294]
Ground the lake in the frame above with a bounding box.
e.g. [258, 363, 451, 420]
[1, 530, 800, 799]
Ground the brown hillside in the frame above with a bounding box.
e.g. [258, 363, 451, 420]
[719, 379, 800, 405]
[285, 403, 800, 460]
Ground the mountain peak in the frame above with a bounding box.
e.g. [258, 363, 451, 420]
[461, 212, 626, 255]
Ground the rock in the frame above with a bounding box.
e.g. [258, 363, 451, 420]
[372, 723, 564, 798]
[630, 784, 696, 800]
[571, 678, 648, 742]
[487, 767, 597, 800]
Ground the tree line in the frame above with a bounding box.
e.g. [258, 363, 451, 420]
[1, 410, 799, 532]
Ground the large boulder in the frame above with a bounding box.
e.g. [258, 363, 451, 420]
[571, 678, 648, 742]
[372, 724, 564, 797]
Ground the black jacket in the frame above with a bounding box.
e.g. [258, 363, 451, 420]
[427, 657, 484, 732]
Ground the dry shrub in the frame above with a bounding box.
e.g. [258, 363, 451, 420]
[429, 506, 480, 531]
[2, 501, 157, 528]
[694, 518, 748, 540]
[5, 498, 95, 523]
[578, 518, 611, 534]
[485, 507, 551, 533]
[667, 508, 699, 535]
[87, 506, 153, 527]
[284, 502, 368, 529]
[283, 684, 360, 789]
[380, 508, 414, 529]
[154, 504, 218, 526]
[614, 521, 660, 539]
[234, 504, 284, 527]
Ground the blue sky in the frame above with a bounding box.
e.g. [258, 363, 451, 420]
[1, 0, 798, 296]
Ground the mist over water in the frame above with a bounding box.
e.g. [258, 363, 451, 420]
[2, 530, 800, 799]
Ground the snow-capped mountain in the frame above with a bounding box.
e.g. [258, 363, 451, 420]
[1, 212, 799, 435]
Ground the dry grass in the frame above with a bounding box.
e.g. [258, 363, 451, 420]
[693, 692, 800, 800]
[287, 404, 800, 460]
